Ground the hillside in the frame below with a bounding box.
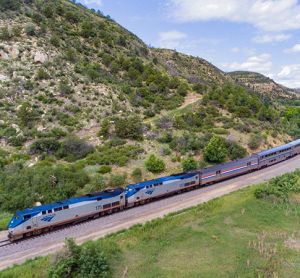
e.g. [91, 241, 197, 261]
[228, 71, 297, 99]
[0, 0, 299, 214]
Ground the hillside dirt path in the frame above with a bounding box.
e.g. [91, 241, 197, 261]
[0, 156, 299, 271]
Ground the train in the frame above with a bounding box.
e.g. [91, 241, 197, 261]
[7, 139, 300, 241]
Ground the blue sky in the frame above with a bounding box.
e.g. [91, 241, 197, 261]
[78, 0, 300, 88]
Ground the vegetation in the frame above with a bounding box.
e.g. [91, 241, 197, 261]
[181, 156, 198, 171]
[1, 171, 300, 277]
[48, 238, 110, 278]
[0, 163, 89, 212]
[145, 154, 166, 173]
[204, 135, 228, 163]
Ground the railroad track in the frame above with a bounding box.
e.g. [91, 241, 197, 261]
[0, 240, 11, 248]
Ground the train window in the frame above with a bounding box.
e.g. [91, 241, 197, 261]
[42, 211, 46, 215]
[216, 170, 221, 175]
[24, 215, 31, 220]
[97, 197, 102, 201]
[103, 203, 111, 209]
[63, 205, 69, 210]
[26, 226, 31, 230]
[48, 210, 52, 214]
[247, 162, 251, 166]
[54, 207, 62, 212]
[112, 201, 120, 207]
[120, 196, 123, 199]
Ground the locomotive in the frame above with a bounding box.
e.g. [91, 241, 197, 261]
[7, 139, 300, 241]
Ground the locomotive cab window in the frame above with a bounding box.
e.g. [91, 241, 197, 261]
[48, 209, 52, 214]
[54, 207, 62, 212]
[24, 215, 31, 220]
[63, 205, 69, 210]
[42, 211, 46, 215]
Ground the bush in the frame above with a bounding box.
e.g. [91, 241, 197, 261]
[131, 168, 142, 182]
[108, 174, 127, 187]
[59, 79, 73, 96]
[30, 139, 61, 155]
[114, 116, 143, 140]
[48, 239, 110, 278]
[182, 156, 198, 172]
[36, 68, 49, 80]
[17, 102, 39, 128]
[145, 154, 165, 173]
[255, 171, 300, 203]
[226, 141, 247, 160]
[59, 137, 94, 161]
[98, 165, 112, 174]
[25, 24, 36, 36]
[248, 134, 263, 150]
[204, 135, 228, 163]
[0, 0, 21, 11]
[0, 26, 12, 40]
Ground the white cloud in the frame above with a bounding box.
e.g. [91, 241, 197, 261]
[253, 33, 291, 44]
[225, 53, 272, 73]
[80, 0, 102, 8]
[285, 43, 300, 53]
[157, 30, 187, 49]
[167, 0, 300, 32]
[277, 64, 300, 88]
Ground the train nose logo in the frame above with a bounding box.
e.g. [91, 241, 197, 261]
[41, 215, 55, 222]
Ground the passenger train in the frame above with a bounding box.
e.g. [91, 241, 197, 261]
[7, 139, 300, 241]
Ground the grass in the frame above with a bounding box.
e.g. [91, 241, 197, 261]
[0, 213, 12, 231]
[0, 177, 299, 277]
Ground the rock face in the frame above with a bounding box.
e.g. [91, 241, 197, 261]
[0, 50, 9, 60]
[0, 74, 9, 81]
[34, 51, 48, 63]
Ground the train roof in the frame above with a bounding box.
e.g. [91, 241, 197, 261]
[201, 155, 257, 173]
[16, 188, 124, 217]
[126, 172, 199, 190]
[256, 141, 295, 157]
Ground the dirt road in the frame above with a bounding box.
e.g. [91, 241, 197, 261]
[0, 155, 299, 271]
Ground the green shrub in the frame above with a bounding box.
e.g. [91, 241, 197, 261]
[255, 171, 300, 203]
[0, 26, 12, 40]
[114, 116, 143, 141]
[204, 135, 227, 163]
[17, 102, 39, 128]
[36, 68, 49, 80]
[30, 139, 61, 155]
[131, 168, 142, 182]
[0, 0, 21, 11]
[145, 154, 165, 173]
[226, 141, 248, 160]
[248, 134, 263, 150]
[59, 79, 73, 96]
[59, 137, 94, 161]
[25, 24, 36, 36]
[182, 156, 198, 172]
[98, 165, 112, 174]
[48, 239, 110, 278]
[108, 174, 127, 187]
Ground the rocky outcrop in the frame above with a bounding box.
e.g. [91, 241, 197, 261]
[33, 51, 48, 63]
